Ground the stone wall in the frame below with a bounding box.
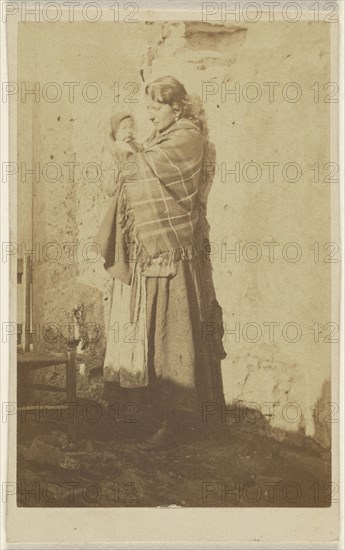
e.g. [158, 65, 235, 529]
[17, 20, 333, 446]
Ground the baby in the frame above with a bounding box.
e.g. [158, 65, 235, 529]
[110, 111, 142, 152]
[105, 111, 142, 196]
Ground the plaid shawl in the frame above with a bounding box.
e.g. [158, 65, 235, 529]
[119, 118, 205, 267]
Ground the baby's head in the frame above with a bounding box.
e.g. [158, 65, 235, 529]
[110, 112, 135, 142]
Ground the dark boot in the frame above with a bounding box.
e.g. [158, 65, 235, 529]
[137, 419, 173, 450]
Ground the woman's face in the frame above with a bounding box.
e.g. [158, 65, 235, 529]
[145, 95, 177, 133]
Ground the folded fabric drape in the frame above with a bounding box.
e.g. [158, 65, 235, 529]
[94, 186, 133, 285]
[119, 117, 205, 268]
[95, 117, 206, 279]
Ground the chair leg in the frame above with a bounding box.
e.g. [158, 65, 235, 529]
[66, 350, 77, 402]
[66, 350, 77, 444]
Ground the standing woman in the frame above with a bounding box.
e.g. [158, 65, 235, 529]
[96, 75, 225, 448]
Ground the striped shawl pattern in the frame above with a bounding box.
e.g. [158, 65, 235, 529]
[119, 118, 205, 265]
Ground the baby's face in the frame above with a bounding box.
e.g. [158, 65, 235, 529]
[116, 118, 134, 142]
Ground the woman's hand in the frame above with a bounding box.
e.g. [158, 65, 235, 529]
[115, 139, 134, 153]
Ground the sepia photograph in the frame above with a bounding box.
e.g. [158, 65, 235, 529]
[1, 1, 342, 546]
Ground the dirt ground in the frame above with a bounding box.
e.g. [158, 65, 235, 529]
[16, 401, 332, 508]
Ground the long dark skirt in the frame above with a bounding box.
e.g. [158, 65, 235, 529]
[103, 254, 225, 423]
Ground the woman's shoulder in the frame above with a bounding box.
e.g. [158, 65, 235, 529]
[167, 118, 204, 148]
[177, 119, 205, 156]
[174, 117, 202, 134]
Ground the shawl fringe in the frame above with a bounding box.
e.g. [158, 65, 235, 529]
[119, 184, 198, 271]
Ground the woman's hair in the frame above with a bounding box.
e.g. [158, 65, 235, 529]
[144, 75, 203, 132]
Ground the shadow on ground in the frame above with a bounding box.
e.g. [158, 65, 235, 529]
[17, 400, 331, 508]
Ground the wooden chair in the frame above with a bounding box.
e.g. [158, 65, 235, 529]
[17, 255, 77, 439]
[17, 352, 77, 404]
